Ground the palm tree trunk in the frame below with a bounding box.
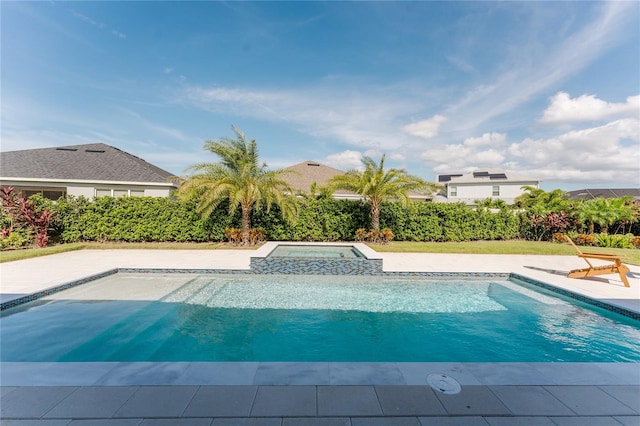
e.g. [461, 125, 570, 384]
[371, 201, 380, 231]
[241, 205, 252, 244]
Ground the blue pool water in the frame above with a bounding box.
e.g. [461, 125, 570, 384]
[1, 273, 639, 362]
[267, 245, 364, 258]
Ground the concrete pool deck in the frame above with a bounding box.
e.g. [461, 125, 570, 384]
[1, 247, 639, 424]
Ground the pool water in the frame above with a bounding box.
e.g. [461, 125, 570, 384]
[267, 245, 364, 258]
[1, 273, 639, 362]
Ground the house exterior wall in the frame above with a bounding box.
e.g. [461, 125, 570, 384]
[1, 178, 174, 199]
[445, 181, 539, 205]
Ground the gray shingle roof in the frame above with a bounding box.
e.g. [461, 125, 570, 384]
[1, 143, 174, 184]
[282, 160, 353, 195]
[565, 188, 640, 200]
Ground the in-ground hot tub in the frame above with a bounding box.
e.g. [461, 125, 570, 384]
[250, 242, 383, 274]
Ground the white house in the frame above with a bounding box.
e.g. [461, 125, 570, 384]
[435, 170, 540, 205]
[0, 143, 178, 200]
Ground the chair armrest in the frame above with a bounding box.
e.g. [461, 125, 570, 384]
[578, 253, 625, 261]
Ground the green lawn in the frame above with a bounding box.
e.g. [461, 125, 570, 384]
[369, 240, 640, 265]
[2, 240, 639, 266]
[0, 241, 226, 263]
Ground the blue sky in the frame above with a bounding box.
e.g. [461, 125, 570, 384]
[2, 1, 639, 190]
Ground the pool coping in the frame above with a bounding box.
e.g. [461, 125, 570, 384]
[2, 361, 639, 387]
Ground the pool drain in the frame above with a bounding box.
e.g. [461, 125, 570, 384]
[426, 373, 461, 394]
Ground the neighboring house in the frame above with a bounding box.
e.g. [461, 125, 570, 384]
[281, 160, 432, 201]
[435, 170, 540, 205]
[281, 160, 359, 200]
[0, 143, 178, 200]
[565, 188, 640, 201]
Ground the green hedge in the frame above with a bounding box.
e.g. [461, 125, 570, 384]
[253, 197, 369, 242]
[50, 196, 239, 243]
[38, 196, 518, 243]
[379, 202, 518, 242]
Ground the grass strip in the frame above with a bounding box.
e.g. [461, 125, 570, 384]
[2, 240, 639, 266]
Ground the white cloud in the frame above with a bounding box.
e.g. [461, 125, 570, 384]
[402, 115, 447, 139]
[420, 132, 507, 172]
[508, 118, 640, 183]
[422, 118, 640, 185]
[539, 92, 640, 124]
[325, 150, 363, 170]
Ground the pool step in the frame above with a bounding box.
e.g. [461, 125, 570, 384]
[58, 276, 215, 361]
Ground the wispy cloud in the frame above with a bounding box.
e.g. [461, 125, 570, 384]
[440, 1, 636, 132]
[111, 30, 126, 39]
[71, 10, 106, 29]
[70, 9, 126, 39]
[117, 108, 190, 142]
[182, 85, 423, 152]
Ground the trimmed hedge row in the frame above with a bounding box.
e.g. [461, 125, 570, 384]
[51, 196, 237, 243]
[39, 196, 519, 243]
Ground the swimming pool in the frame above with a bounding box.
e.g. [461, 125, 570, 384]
[2, 273, 639, 362]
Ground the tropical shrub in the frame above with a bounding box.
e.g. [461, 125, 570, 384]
[594, 233, 635, 249]
[0, 188, 55, 247]
[224, 228, 243, 245]
[573, 233, 595, 246]
[0, 229, 33, 249]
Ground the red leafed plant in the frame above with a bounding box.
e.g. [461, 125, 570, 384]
[1, 186, 55, 248]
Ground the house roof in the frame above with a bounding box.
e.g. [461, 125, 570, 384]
[0, 143, 175, 184]
[281, 160, 353, 196]
[438, 170, 539, 184]
[281, 160, 432, 200]
[565, 188, 640, 200]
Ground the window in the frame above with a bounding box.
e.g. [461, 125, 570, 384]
[42, 190, 65, 200]
[492, 185, 500, 196]
[96, 188, 147, 197]
[19, 188, 66, 200]
[450, 185, 457, 197]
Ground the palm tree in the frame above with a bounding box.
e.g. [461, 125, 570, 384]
[178, 126, 298, 243]
[328, 155, 435, 231]
[514, 186, 567, 211]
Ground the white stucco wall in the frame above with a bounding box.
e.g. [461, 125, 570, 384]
[446, 181, 538, 205]
[1, 178, 175, 199]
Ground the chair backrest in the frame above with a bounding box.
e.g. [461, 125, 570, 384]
[564, 235, 583, 255]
